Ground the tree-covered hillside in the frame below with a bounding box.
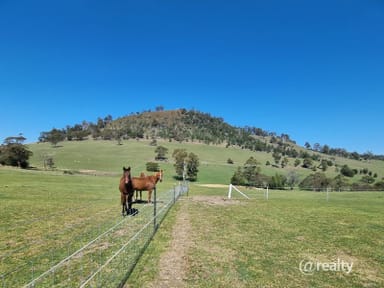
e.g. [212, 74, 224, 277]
[38, 108, 383, 162]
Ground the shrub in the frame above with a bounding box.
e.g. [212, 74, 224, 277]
[146, 162, 160, 172]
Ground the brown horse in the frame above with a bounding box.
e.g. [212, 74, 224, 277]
[118, 166, 136, 216]
[134, 172, 146, 201]
[132, 170, 163, 203]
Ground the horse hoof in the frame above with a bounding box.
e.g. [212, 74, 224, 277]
[128, 208, 139, 216]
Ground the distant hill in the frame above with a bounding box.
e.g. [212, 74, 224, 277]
[108, 109, 383, 161]
[1, 108, 383, 191]
[34, 108, 384, 189]
[111, 108, 273, 147]
[39, 108, 383, 163]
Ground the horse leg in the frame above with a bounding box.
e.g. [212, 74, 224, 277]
[127, 192, 133, 214]
[121, 194, 126, 216]
[148, 189, 152, 204]
[126, 196, 130, 216]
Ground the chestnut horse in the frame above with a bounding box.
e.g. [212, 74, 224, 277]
[132, 170, 163, 203]
[135, 172, 146, 201]
[118, 166, 135, 216]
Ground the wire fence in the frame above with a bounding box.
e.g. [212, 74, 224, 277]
[1, 182, 189, 288]
[228, 184, 384, 201]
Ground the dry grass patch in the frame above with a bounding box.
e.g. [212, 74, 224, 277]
[150, 204, 192, 288]
[191, 195, 242, 206]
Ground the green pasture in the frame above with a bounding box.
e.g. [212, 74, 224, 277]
[128, 186, 384, 287]
[2, 169, 383, 287]
[1, 139, 383, 287]
[28, 139, 384, 185]
[0, 167, 174, 287]
[0, 168, 115, 285]
[29, 140, 243, 184]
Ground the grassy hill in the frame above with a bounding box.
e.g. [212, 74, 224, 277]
[28, 139, 384, 187]
[30, 108, 384, 190]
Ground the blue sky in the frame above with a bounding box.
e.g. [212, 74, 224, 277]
[1, 0, 383, 154]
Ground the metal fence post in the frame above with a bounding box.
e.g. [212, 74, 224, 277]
[153, 187, 157, 232]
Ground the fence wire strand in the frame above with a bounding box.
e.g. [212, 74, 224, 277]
[2, 182, 188, 288]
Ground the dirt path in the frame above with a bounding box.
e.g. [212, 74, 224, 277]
[148, 196, 239, 287]
[151, 200, 192, 287]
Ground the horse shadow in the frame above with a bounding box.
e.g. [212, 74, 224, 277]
[133, 199, 147, 204]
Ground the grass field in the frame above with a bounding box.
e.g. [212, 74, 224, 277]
[1, 139, 384, 287]
[3, 177, 383, 287]
[0, 168, 114, 285]
[28, 139, 384, 185]
[0, 167, 176, 287]
[128, 186, 384, 287]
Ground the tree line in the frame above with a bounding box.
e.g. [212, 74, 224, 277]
[230, 156, 384, 191]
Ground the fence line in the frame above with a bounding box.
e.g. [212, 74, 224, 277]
[81, 182, 189, 287]
[79, 197, 173, 288]
[2, 182, 188, 288]
[227, 184, 384, 201]
[228, 185, 384, 192]
[23, 212, 135, 288]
